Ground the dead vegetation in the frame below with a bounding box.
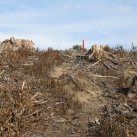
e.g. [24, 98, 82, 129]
[0, 45, 85, 137]
[0, 37, 34, 53]
[0, 39, 137, 137]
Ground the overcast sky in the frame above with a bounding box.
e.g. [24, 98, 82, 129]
[0, 0, 137, 49]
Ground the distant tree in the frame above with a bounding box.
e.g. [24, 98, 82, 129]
[72, 45, 81, 51]
[112, 45, 126, 58]
[72, 45, 87, 52]
[116, 45, 124, 51]
[103, 45, 112, 52]
[131, 42, 137, 52]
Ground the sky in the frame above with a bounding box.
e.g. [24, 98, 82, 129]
[0, 0, 137, 50]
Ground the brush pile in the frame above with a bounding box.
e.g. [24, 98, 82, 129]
[0, 37, 34, 54]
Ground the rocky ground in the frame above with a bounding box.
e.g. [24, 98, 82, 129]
[0, 40, 137, 137]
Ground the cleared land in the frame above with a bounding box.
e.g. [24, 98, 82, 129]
[0, 39, 137, 136]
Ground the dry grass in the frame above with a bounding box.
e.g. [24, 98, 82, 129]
[89, 117, 128, 137]
[0, 46, 137, 137]
[0, 48, 84, 136]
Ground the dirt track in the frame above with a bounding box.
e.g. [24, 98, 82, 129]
[51, 61, 107, 118]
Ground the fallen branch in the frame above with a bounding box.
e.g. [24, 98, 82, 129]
[30, 92, 42, 101]
[104, 56, 118, 65]
[69, 75, 79, 87]
[87, 60, 101, 69]
[103, 62, 112, 69]
[17, 92, 43, 117]
[25, 109, 43, 118]
[0, 70, 4, 75]
[33, 100, 47, 105]
[103, 62, 118, 69]
[62, 54, 73, 58]
[91, 74, 119, 79]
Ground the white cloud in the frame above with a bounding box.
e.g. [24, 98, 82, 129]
[0, 10, 47, 24]
[116, 6, 132, 14]
[64, 4, 70, 9]
[0, 13, 136, 50]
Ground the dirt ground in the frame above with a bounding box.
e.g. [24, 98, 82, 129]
[51, 61, 107, 117]
[0, 42, 137, 136]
